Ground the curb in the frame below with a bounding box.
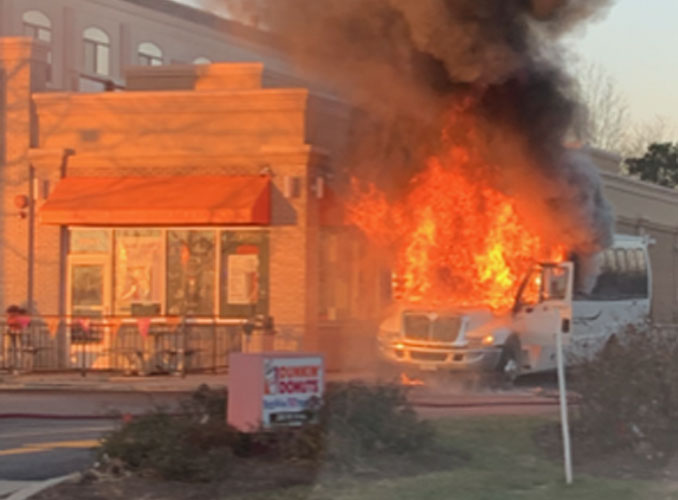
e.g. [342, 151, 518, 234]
[0, 386, 212, 394]
[0, 413, 123, 420]
[410, 399, 575, 408]
[0, 400, 574, 420]
[5, 473, 79, 500]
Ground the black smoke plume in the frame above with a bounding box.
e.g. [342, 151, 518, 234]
[212, 0, 615, 254]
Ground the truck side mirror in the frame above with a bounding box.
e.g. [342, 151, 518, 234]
[561, 318, 570, 333]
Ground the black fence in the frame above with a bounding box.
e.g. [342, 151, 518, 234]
[0, 316, 250, 376]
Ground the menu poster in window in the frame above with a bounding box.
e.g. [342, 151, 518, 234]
[220, 231, 269, 318]
[166, 230, 215, 316]
[115, 230, 163, 315]
[262, 356, 324, 427]
[227, 254, 259, 305]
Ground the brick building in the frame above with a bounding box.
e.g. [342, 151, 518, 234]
[0, 0, 292, 92]
[0, 36, 385, 372]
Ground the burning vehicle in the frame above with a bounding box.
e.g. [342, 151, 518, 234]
[376, 235, 651, 380]
[255, 0, 624, 380]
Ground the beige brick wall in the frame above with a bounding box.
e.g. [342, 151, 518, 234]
[0, 52, 353, 356]
[603, 173, 678, 324]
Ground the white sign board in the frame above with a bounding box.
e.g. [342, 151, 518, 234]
[262, 356, 324, 427]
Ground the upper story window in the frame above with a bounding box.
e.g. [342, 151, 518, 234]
[193, 56, 211, 65]
[22, 11, 52, 80]
[138, 42, 163, 66]
[22, 10, 51, 42]
[83, 27, 110, 76]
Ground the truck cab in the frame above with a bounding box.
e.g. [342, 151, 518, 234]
[376, 234, 651, 379]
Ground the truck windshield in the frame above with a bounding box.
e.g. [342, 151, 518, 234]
[541, 265, 569, 301]
[513, 264, 570, 311]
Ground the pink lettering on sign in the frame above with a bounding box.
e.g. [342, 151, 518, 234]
[276, 366, 320, 379]
[278, 379, 319, 394]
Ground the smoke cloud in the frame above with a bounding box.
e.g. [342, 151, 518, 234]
[210, 0, 615, 253]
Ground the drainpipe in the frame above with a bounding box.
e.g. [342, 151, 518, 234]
[27, 164, 35, 314]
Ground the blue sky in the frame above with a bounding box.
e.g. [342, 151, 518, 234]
[174, 0, 677, 133]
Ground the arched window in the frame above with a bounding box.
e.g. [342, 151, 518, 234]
[138, 42, 163, 66]
[193, 56, 211, 65]
[83, 27, 110, 76]
[23, 11, 52, 80]
[22, 10, 51, 42]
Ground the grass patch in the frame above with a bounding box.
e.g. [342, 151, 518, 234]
[225, 417, 662, 500]
[39, 402, 670, 499]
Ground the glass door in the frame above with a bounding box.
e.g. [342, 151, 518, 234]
[67, 255, 111, 368]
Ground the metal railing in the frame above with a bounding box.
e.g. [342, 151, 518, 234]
[0, 316, 303, 376]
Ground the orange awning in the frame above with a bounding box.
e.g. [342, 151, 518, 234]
[39, 175, 270, 226]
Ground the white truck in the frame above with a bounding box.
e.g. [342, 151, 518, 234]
[377, 235, 651, 380]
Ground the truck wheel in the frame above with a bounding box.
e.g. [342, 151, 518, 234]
[497, 337, 522, 385]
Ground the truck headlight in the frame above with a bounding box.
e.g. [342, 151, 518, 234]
[481, 334, 495, 346]
[467, 334, 495, 348]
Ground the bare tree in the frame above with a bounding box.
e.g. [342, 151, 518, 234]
[575, 61, 629, 152]
[621, 115, 675, 159]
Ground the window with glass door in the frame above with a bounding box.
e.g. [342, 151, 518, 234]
[138, 42, 163, 66]
[22, 10, 52, 81]
[83, 27, 110, 76]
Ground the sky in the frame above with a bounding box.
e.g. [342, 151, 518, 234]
[566, 0, 678, 135]
[174, 0, 678, 136]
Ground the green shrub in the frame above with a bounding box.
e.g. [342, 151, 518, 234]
[99, 381, 434, 481]
[320, 381, 433, 456]
[572, 323, 678, 456]
[99, 386, 235, 481]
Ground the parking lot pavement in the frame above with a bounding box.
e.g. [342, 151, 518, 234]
[0, 419, 114, 481]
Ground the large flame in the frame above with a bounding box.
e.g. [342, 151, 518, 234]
[348, 131, 565, 311]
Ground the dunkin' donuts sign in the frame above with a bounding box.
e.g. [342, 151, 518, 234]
[262, 356, 324, 427]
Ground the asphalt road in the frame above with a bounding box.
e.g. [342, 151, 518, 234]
[0, 418, 115, 480]
[0, 391, 185, 482]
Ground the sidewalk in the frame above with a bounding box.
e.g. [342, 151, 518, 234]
[0, 371, 569, 419]
[0, 373, 228, 393]
[0, 370, 380, 394]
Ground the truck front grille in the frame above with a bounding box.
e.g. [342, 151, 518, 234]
[403, 313, 462, 343]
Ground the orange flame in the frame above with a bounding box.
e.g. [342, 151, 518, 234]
[400, 372, 425, 386]
[348, 149, 565, 311]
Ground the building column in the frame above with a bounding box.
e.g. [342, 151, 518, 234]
[0, 37, 48, 312]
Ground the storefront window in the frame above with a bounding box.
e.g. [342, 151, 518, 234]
[319, 231, 352, 320]
[70, 229, 110, 253]
[220, 231, 269, 318]
[71, 264, 104, 315]
[67, 228, 272, 319]
[167, 230, 215, 316]
[114, 229, 163, 316]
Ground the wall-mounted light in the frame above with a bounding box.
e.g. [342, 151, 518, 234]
[13, 194, 29, 219]
[14, 194, 29, 210]
[259, 164, 274, 177]
[313, 177, 324, 199]
[283, 176, 301, 198]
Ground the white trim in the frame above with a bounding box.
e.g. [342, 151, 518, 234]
[602, 170, 678, 205]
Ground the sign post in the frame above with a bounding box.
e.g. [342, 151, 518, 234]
[556, 322, 573, 485]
